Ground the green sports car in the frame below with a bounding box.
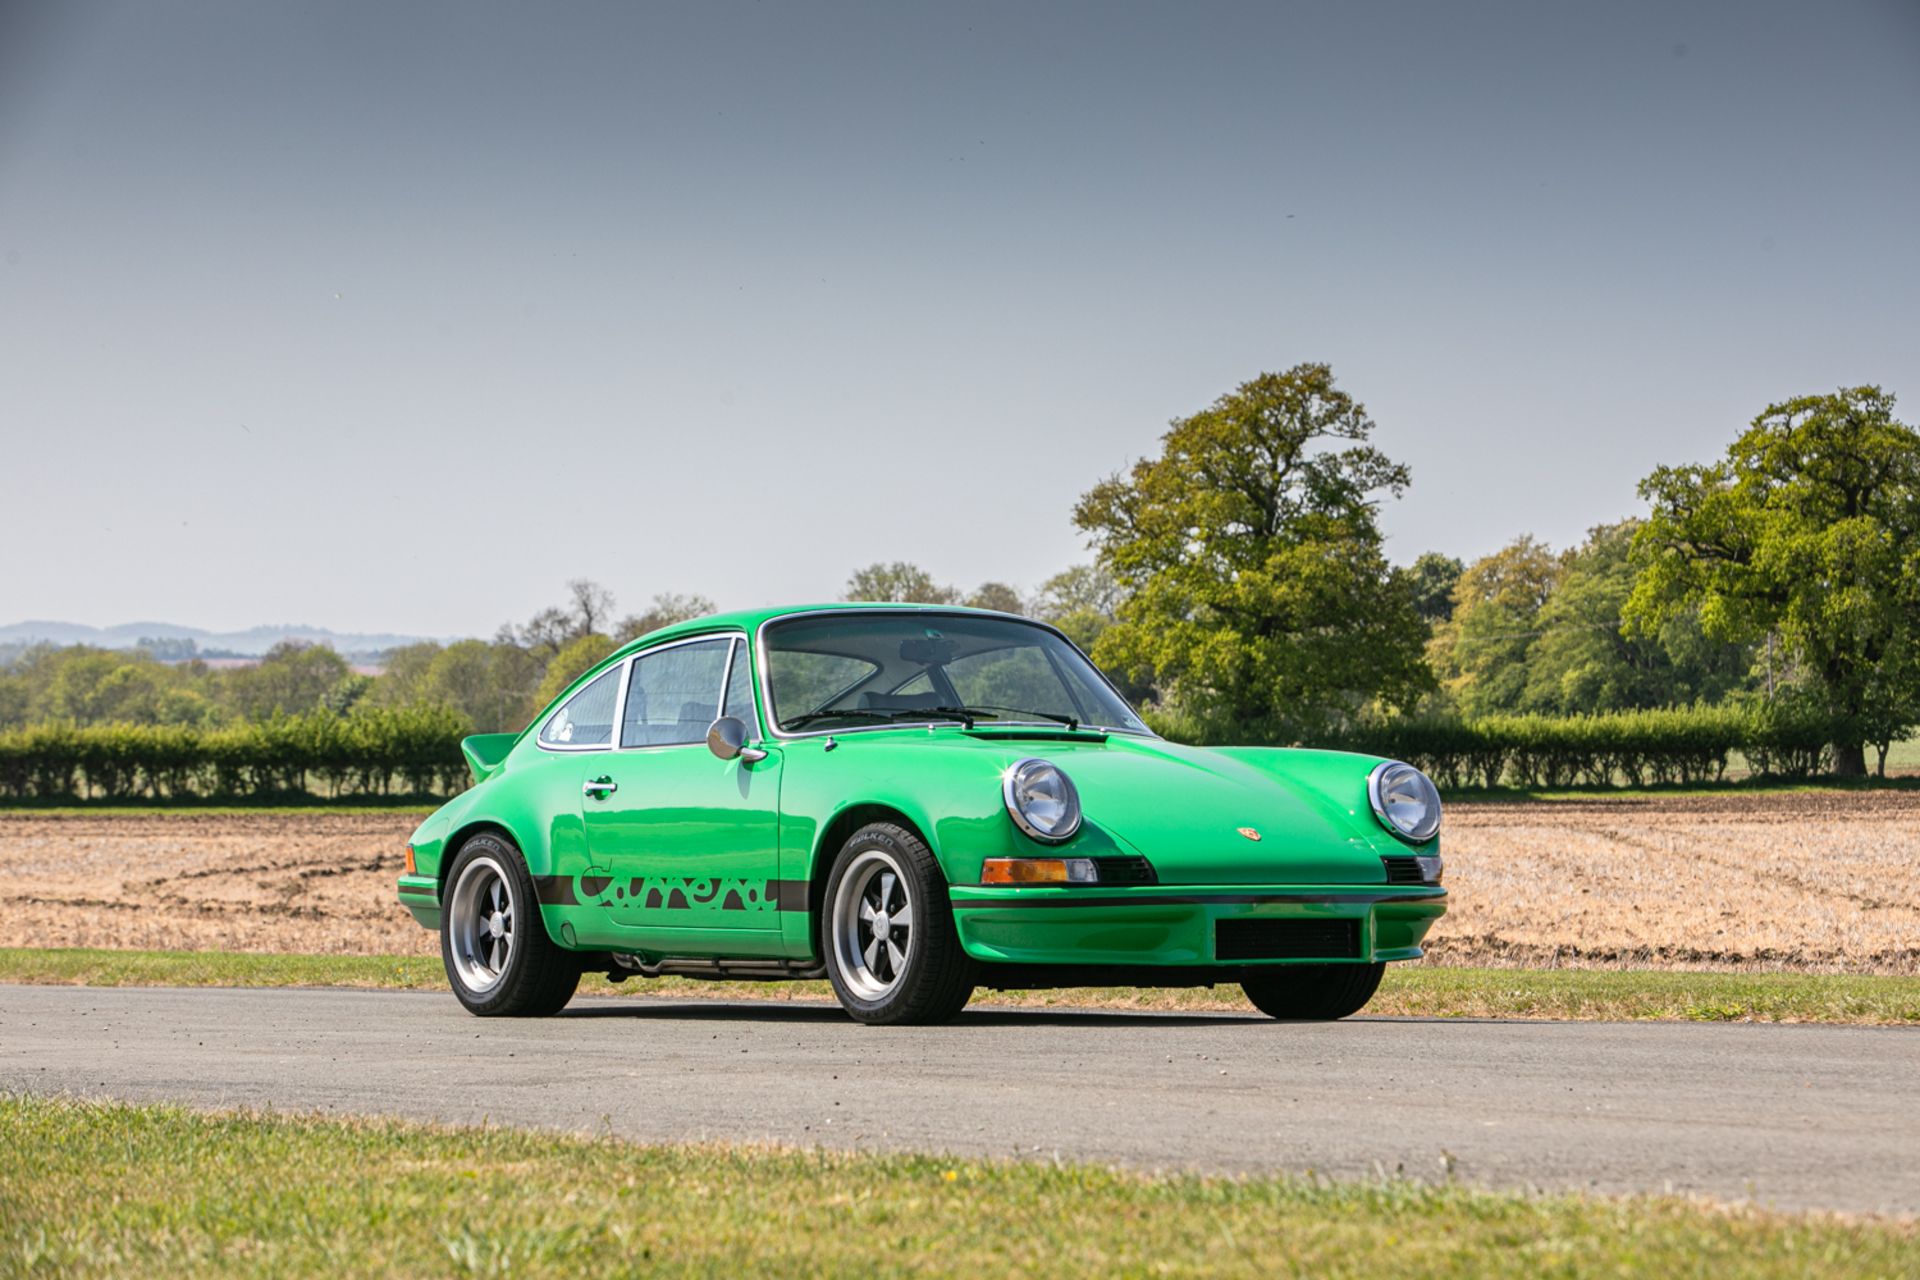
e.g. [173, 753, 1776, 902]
[397, 604, 1446, 1025]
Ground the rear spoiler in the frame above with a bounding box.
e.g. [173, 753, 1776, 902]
[460, 733, 518, 785]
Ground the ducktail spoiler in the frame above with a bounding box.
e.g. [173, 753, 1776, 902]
[460, 733, 518, 784]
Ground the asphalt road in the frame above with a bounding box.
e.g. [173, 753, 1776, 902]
[4, 984, 1915, 1215]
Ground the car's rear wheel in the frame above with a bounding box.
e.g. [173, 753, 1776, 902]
[1241, 962, 1385, 1020]
[441, 832, 581, 1016]
[822, 822, 975, 1025]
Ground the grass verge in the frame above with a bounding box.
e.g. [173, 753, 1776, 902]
[2, 947, 1914, 1024]
[0, 1096, 1910, 1279]
[0, 798, 439, 816]
[1440, 775, 1920, 803]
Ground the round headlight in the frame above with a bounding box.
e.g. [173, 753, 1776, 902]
[1003, 758, 1082, 843]
[1367, 761, 1442, 844]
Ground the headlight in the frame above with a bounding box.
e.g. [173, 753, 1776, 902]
[1367, 761, 1441, 844]
[1003, 758, 1082, 843]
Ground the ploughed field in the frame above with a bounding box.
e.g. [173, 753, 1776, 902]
[1, 792, 1916, 974]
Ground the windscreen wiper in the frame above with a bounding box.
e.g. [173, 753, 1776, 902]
[886, 706, 998, 729]
[782, 709, 895, 730]
[957, 705, 1081, 730]
[783, 706, 999, 730]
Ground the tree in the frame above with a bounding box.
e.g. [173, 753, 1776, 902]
[843, 562, 958, 604]
[565, 578, 617, 639]
[420, 640, 544, 733]
[1073, 363, 1433, 741]
[615, 592, 717, 643]
[964, 582, 1024, 614]
[0, 666, 25, 728]
[31, 647, 215, 726]
[1425, 536, 1565, 715]
[1407, 553, 1465, 624]
[224, 641, 359, 720]
[532, 633, 617, 714]
[366, 641, 443, 707]
[1029, 564, 1126, 660]
[498, 607, 571, 656]
[1031, 564, 1124, 620]
[1626, 386, 1920, 775]
[1520, 521, 1750, 714]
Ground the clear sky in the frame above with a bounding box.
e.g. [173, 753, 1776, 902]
[3, 0, 1916, 638]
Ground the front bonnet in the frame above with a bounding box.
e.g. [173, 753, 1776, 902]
[1038, 737, 1405, 885]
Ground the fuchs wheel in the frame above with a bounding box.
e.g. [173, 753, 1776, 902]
[440, 832, 581, 1016]
[1241, 962, 1386, 1021]
[822, 822, 974, 1025]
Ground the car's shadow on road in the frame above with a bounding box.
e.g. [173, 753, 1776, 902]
[557, 1000, 1263, 1028]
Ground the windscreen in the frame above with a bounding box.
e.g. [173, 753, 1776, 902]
[763, 612, 1147, 734]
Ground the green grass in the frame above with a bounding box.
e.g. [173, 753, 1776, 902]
[1441, 774, 1920, 803]
[1878, 736, 1920, 774]
[0, 797, 439, 816]
[0, 1096, 1909, 1279]
[3, 947, 1914, 1024]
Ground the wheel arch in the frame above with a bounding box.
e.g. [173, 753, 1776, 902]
[439, 819, 527, 895]
[807, 802, 937, 953]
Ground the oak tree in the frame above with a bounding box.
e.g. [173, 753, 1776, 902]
[1073, 363, 1431, 741]
[1626, 386, 1920, 774]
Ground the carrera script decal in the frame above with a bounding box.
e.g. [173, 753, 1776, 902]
[548, 874, 809, 915]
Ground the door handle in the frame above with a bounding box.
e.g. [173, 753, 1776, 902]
[584, 777, 617, 798]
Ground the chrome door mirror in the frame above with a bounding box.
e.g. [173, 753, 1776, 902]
[707, 716, 767, 762]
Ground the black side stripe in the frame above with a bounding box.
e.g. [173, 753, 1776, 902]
[397, 880, 439, 904]
[770, 879, 809, 912]
[532, 875, 578, 906]
[950, 891, 1445, 910]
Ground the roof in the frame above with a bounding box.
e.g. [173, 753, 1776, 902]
[608, 601, 1024, 662]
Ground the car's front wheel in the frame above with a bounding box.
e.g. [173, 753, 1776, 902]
[441, 832, 581, 1016]
[1241, 962, 1385, 1020]
[822, 823, 975, 1025]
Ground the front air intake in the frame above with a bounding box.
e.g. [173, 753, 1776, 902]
[1215, 918, 1362, 961]
[1092, 856, 1158, 885]
[1381, 857, 1427, 885]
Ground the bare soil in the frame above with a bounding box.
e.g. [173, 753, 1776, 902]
[0, 813, 432, 956]
[3, 792, 1916, 973]
[1430, 790, 1920, 973]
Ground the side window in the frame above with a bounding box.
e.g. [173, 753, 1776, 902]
[537, 666, 621, 748]
[621, 639, 731, 748]
[722, 640, 756, 729]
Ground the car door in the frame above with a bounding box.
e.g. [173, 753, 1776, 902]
[579, 635, 783, 946]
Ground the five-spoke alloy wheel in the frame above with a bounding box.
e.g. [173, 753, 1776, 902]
[448, 852, 517, 992]
[822, 822, 974, 1024]
[440, 831, 582, 1016]
[832, 849, 916, 1000]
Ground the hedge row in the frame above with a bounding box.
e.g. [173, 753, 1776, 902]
[1325, 705, 1842, 789]
[0, 704, 1856, 801]
[0, 706, 473, 801]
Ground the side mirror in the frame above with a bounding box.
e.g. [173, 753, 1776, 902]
[707, 716, 768, 763]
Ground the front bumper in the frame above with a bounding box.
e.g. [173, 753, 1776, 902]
[949, 882, 1446, 968]
[397, 874, 441, 929]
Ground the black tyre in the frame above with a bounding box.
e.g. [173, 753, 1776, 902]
[821, 822, 975, 1025]
[440, 832, 582, 1016]
[1241, 962, 1385, 1021]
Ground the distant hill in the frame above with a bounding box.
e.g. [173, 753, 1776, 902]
[0, 620, 441, 657]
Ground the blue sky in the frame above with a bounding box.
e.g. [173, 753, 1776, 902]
[2, 0, 1915, 637]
